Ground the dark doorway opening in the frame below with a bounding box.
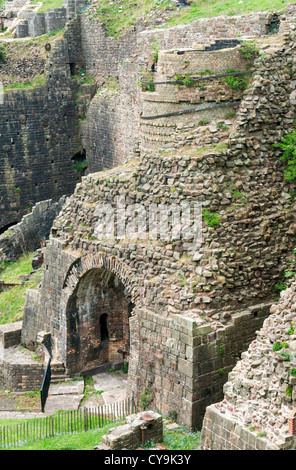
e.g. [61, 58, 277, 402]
[66, 268, 135, 375]
[69, 63, 76, 76]
[100, 313, 109, 341]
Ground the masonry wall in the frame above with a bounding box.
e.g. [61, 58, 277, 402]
[15, 10, 296, 428]
[0, 361, 45, 392]
[76, 9, 277, 172]
[140, 44, 249, 153]
[200, 280, 296, 449]
[0, 196, 65, 262]
[0, 37, 82, 231]
[200, 405, 282, 450]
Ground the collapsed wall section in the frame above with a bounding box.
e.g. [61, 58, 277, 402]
[200, 283, 296, 450]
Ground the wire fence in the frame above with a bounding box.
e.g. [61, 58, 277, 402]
[0, 394, 135, 449]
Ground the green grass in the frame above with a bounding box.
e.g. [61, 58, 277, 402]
[30, 0, 63, 12]
[0, 252, 42, 324]
[86, 0, 174, 38]
[2, 419, 125, 450]
[165, 0, 294, 27]
[0, 414, 200, 450]
[4, 75, 46, 92]
[82, 0, 296, 38]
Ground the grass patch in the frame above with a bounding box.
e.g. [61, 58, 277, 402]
[165, 0, 295, 28]
[85, 0, 296, 38]
[0, 252, 42, 324]
[30, 0, 63, 12]
[86, 0, 174, 38]
[0, 414, 200, 450]
[4, 75, 46, 91]
[1, 418, 125, 450]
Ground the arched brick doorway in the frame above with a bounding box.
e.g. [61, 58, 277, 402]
[65, 267, 135, 374]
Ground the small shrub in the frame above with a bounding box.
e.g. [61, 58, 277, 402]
[280, 351, 290, 361]
[274, 129, 296, 181]
[239, 41, 259, 60]
[202, 209, 221, 228]
[288, 322, 295, 335]
[272, 342, 289, 352]
[218, 345, 224, 356]
[274, 282, 287, 292]
[73, 159, 87, 173]
[168, 410, 177, 421]
[224, 70, 249, 91]
[198, 119, 209, 125]
[285, 270, 295, 279]
[290, 368, 296, 377]
[182, 77, 195, 87]
[141, 76, 155, 92]
[140, 385, 154, 410]
[0, 45, 5, 63]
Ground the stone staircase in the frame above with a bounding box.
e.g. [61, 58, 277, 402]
[50, 362, 71, 384]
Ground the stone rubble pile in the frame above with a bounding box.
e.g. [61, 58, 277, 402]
[211, 283, 296, 448]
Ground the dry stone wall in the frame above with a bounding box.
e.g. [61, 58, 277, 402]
[200, 282, 296, 450]
[7, 8, 296, 428]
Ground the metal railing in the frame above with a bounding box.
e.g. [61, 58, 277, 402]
[40, 357, 51, 412]
[0, 395, 135, 449]
[140, 69, 254, 87]
[141, 100, 241, 120]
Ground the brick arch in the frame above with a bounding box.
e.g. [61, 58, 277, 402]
[60, 251, 143, 310]
[58, 252, 144, 367]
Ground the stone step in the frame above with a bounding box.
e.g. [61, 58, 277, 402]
[50, 374, 71, 384]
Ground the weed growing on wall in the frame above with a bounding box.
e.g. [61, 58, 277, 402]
[224, 69, 250, 91]
[274, 128, 296, 180]
[202, 209, 221, 228]
[239, 40, 259, 60]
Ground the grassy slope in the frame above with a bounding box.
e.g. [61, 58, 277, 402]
[0, 417, 200, 450]
[30, 0, 63, 12]
[85, 0, 296, 38]
[165, 0, 293, 26]
[0, 252, 42, 324]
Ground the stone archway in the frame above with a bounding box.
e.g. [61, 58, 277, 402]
[59, 252, 142, 374]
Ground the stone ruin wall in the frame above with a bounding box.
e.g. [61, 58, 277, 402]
[75, 9, 280, 172]
[0, 20, 89, 232]
[200, 282, 296, 450]
[20, 23, 296, 428]
[0, 39, 77, 232]
[0, 8, 289, 229]
[3, 6, 296, 431]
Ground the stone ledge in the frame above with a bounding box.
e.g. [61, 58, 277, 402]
[0, 322, 22, 349]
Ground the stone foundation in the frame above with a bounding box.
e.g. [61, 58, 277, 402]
[94, 411, 163, 450]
